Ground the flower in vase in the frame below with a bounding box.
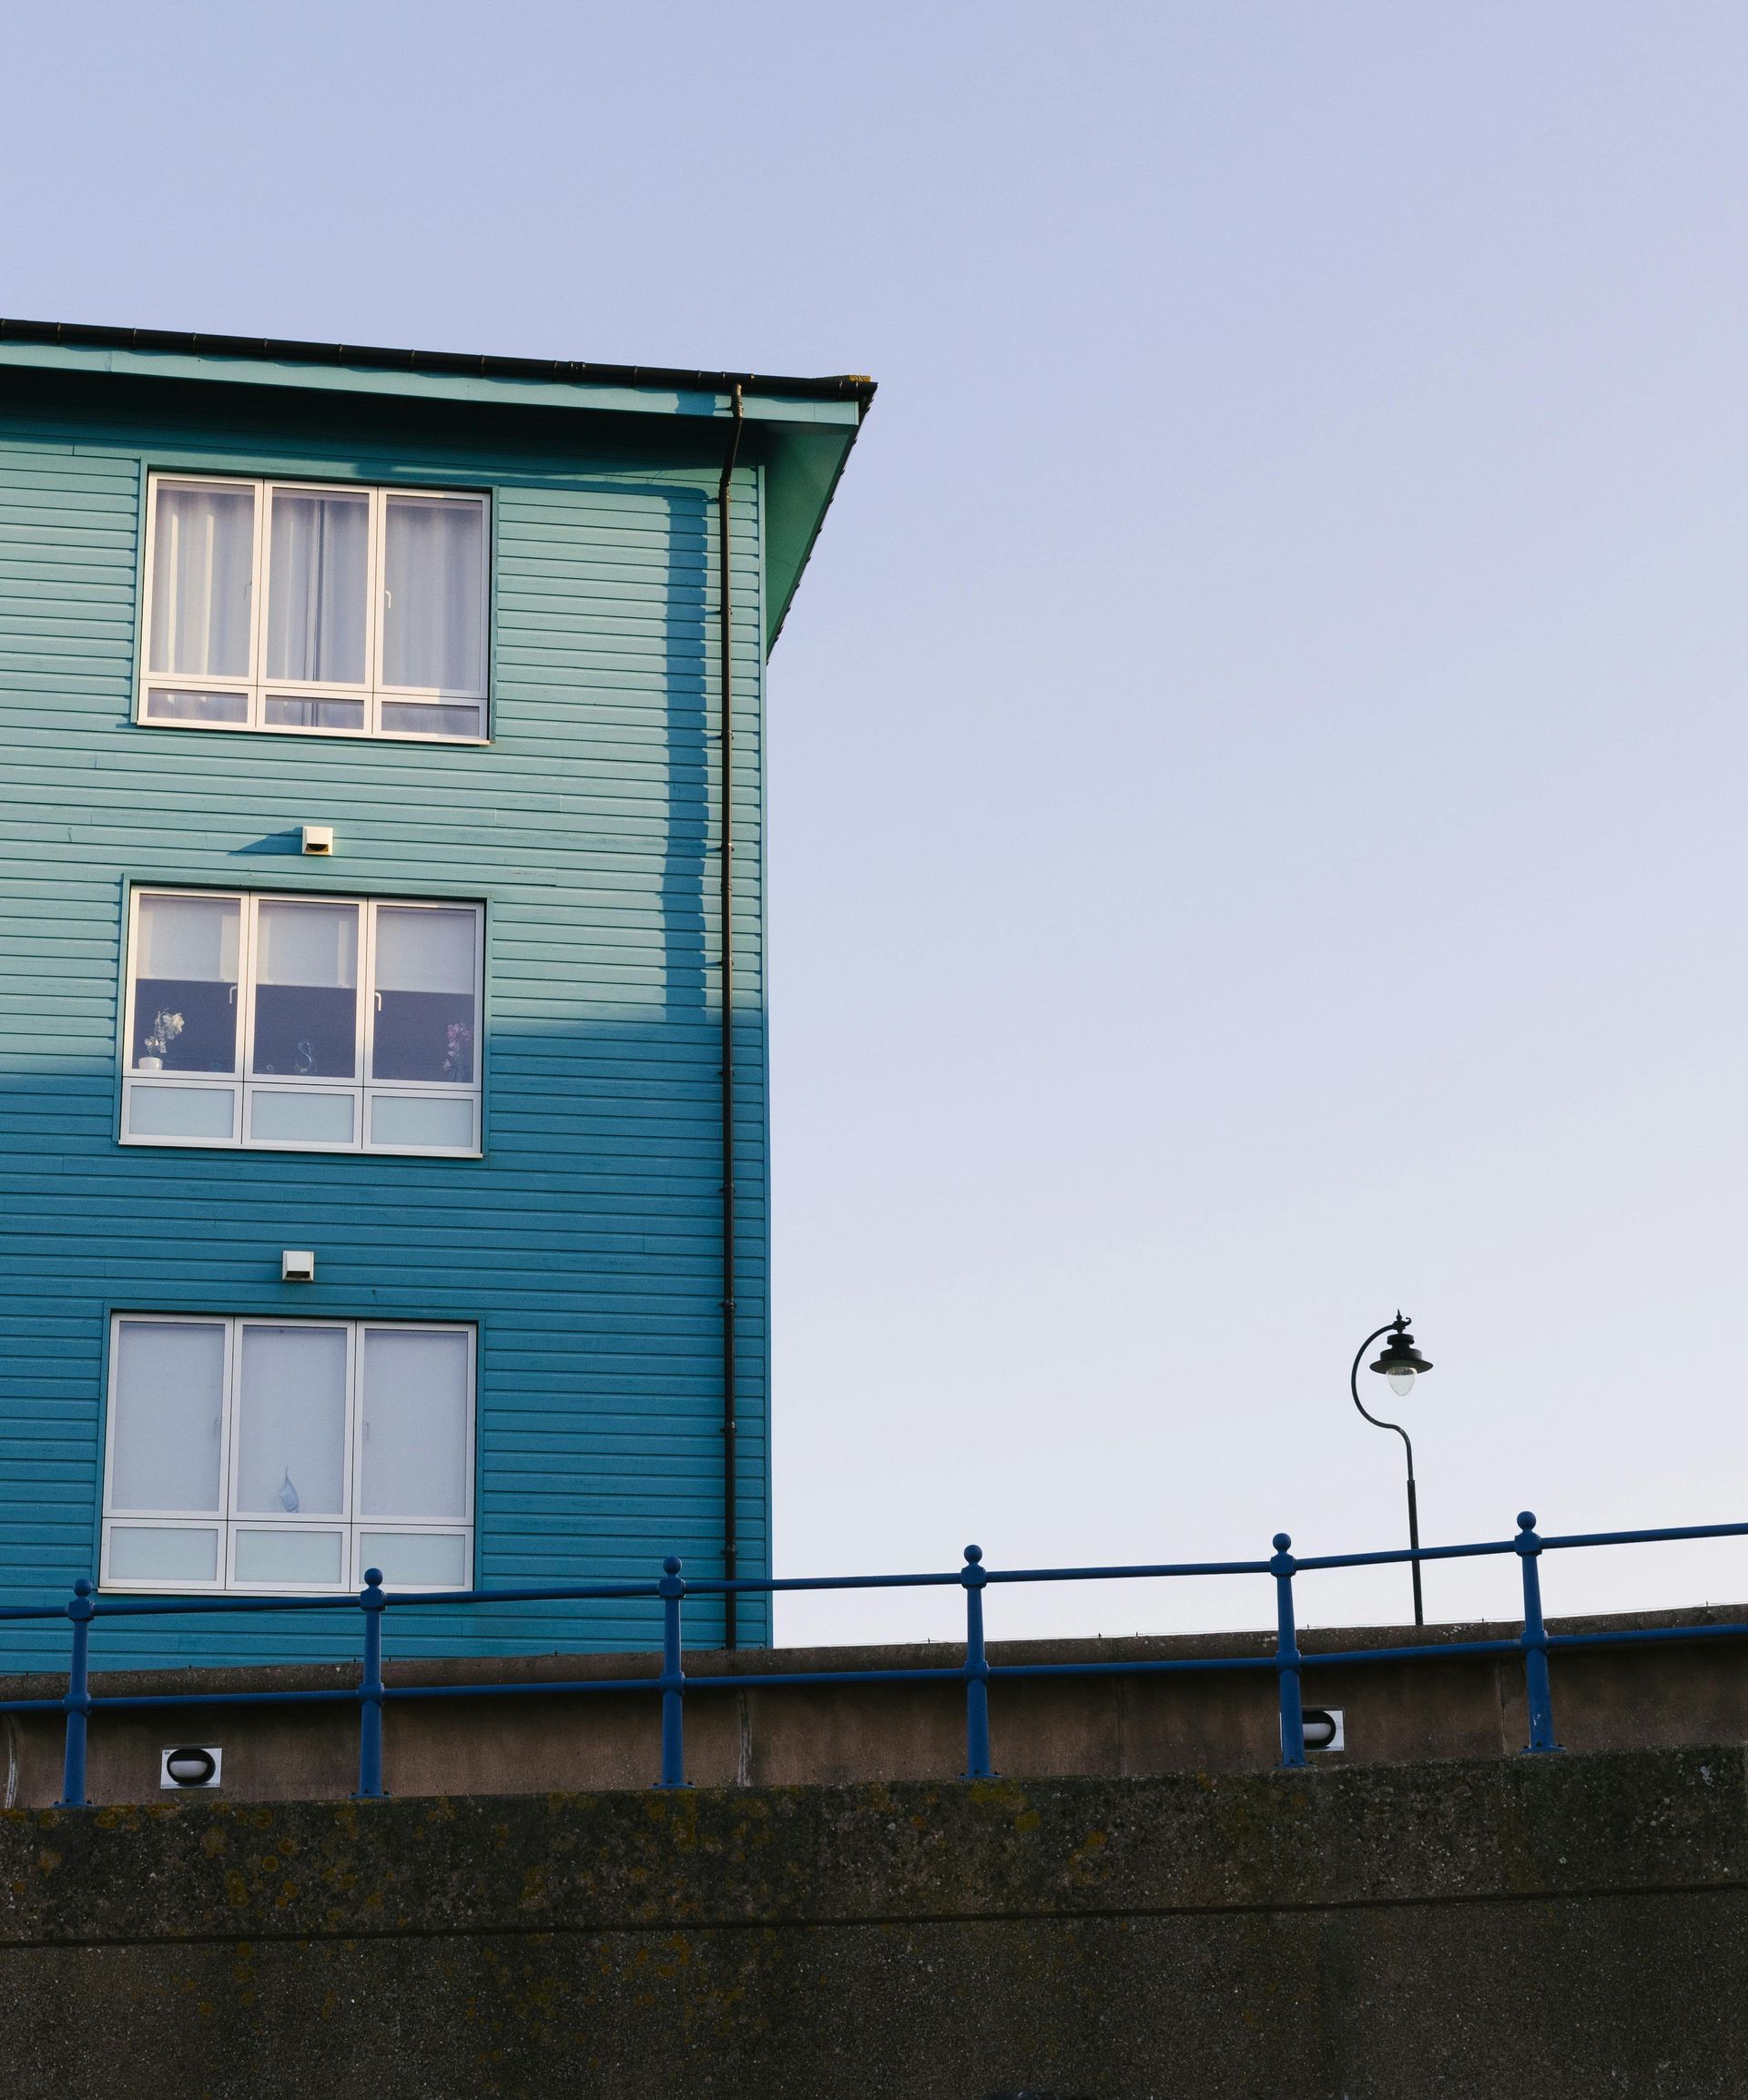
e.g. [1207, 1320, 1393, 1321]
[142, 1009, 185, 1060]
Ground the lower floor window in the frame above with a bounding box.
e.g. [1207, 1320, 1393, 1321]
[101, 1314, 474, 1593]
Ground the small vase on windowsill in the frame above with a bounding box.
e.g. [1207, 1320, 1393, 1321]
[137, 1057, 163, 1071]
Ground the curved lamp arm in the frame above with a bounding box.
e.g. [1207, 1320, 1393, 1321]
[1349, 1321, 1417, 1481]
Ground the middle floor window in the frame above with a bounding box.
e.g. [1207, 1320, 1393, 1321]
[122, 888, 483, 1155]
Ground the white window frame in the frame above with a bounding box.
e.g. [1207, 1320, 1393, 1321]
[120, 887, 484, 1158]
[101, 1314, 476, 1595]
[137, 472, 492, 742]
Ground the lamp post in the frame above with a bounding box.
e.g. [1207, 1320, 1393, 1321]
[1349, 1312, 1434, 1627]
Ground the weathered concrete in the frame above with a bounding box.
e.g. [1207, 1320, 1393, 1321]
[4, 1599, 1745, 1805]
[2, 1746, 1746, 2095]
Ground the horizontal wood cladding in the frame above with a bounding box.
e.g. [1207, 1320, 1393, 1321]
[0, 401, 771, 1666]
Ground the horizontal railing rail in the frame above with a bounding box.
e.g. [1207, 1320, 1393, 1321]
[5, 1510, 1748, 1804]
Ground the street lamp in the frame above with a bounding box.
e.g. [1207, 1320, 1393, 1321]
[1350, 1312, 1435, 1627]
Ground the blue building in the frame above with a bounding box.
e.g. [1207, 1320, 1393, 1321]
[0, 319, 873, 1668]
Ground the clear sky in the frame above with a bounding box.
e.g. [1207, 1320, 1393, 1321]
[6, 3, 1748, 1642]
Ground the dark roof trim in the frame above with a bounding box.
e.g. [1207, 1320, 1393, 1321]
[0, 317, 878, 411]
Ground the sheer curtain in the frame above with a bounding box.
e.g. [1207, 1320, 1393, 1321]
[382, 497, 484, 691]
[109, 1321, 226, 1513]
[236, 1325, 348, 1517]
[147, 483, 255, 677]
[360, 1327, 470, 1518]
[266, 490, 370, 684]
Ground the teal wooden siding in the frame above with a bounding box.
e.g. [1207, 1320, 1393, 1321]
[0, 376, 768, 1667]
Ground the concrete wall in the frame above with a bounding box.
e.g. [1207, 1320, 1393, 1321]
[5, 1600, 1745, 1806]
[4, 1744, 1746, 2096]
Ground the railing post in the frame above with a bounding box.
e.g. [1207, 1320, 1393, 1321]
[1272, 1533, 1306, 1770]
[1515, 1512, 1561, 1754]
[655, 1555, 689, 1788]
[56, 1578, 95, 1808]
[354, 1567, 387, 1800]
[960, 1544, 994, 1780]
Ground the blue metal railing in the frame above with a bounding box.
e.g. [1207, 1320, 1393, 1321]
[6, 1508, 1748, 1806]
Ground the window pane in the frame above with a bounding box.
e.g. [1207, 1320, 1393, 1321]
[379, 702, 484, 740]
[371, 908, 477, 1083]
[147, 482, 255, 679]
[249, 1089, 356, 1143]
[360, 1329, 469, 1518]
[382, 496, 484, 693]
[252, 901, 359, 1079]
[368, 1092, 475, 1151]
[132, 894, 240, 1073]
[144, 688, 249, 725]
[126, 1082, 238, 1141]
[234, 1528, 344, 1587]
[237, 1324, 349, 1517]
[110, 1320, 225, 1513]
[266, 488, 370, 685]
[263, 695, 366, 731]
[361, 1531, 469, 1588]
[107, 1525, 219, 1584]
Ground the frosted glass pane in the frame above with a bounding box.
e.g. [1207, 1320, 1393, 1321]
[148, 483, 255, 679]
[361, 1329, 469, 1518]
[249, 1089, 356, 1142]
[382, 497, 484, 692]
[127, 1082, 237, 1140]
[368, 1092, 475, 1151]
[132, 895, 240, 1074]
[107, 1525, 218, 1584]
[361, 1531, 469, 1588]
[145, 687, 249, 724]
[266, 489, 369, 685]
[379, 702, 484, 739]
[264, 694, 365, 730]
[237, 1324, 348, 1517]
[234, 1528, 344, 1586]
[110, 1321, 225, 1513]
[372, 908, 477, 1083]
[252, 902, 358, 1080]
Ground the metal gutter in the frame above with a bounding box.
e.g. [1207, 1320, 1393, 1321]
[716, 387, 747, 1649]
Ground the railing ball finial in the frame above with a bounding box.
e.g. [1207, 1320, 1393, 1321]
[73, 1578, 92, 1598]
[1273, 1532, 1292, 1553]
[963, 1544, 983, 1565]
[663, 1555, 683, 1576]
[363, 1567, 383, 1589]
[1517, 1512, 1537, 1534]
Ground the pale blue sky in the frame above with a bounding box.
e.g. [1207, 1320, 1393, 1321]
[7, 3, 1748, 1639]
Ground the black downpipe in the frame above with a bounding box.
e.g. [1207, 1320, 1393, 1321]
[717, 386, 746, 1649]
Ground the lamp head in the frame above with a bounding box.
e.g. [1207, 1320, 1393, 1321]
[1368, 1314, 1432, 1399]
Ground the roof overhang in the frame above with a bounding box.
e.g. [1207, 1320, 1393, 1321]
[0, 318, 875, 650]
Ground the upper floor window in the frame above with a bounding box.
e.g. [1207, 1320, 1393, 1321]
[139, 474, 490, 741]
[121, 888, 483, 1156]
[102, 1314, 474, 1594]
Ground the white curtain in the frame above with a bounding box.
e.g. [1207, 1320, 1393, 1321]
[255, 901, 359, 988]
[373, 908, 476, 993]
[382, 496, 484, 691]
[237, 1325, 348, 1516]
[266, 490, 369, 685]
[148, 483, 255, 678]
[109, 1321, 226, 1513]
[360, 1328, 470, 1518]
[135, 894, 239, 984]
